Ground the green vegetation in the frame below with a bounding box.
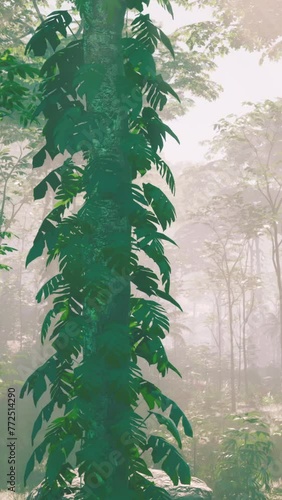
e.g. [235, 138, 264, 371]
[1, 1, 282, 499]
[214, 414, 273, 499]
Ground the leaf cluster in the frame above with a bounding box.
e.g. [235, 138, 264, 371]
[18, 3, 193, 498]
[214, 413, 274, 499]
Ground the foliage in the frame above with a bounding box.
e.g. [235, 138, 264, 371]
[174, 0, 282, 59]
[0, 44, 41, 271]
[17, 2, 194, 499]
[0, 231, 17, 270]
[214, 413, 274, 499]
[0, 50, 39, 123]
[205, 99, 282, 370]
[4, 0, 282, 498]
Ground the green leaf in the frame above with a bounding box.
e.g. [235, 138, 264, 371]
[156, 0, 174, 18]
[53, 106, 86, 153]
[26, 10, 73, 57]
[131, 297, 170, 333]
[131, 265, 159, 295]
[134, 333, 172, 376]
[140, 380, 193, 438]
[141, 107, 180, 152]
[24, 452, 35, 486]
[131, 14, 174, 57]
[36, 274, 66, 303]
[143, 183, 176, 230]
[33, 373, 47, 406]
[35, 438, 49, 464]
[124, 38, 156, 77]
[26, 232, 45, 267]
[40, 39, 82, 80]
[147, 435, 191, 485]
[155, 289, 182, 311]
[137, 231, 177, 247]
[159, 30, 175, 58]
[26, 218, 57, 267]
[145, 74, 180, 111]
[150, 411, 182, 448]
[155, 156, 175, 195]
[46, 446, 66, 483]
[33, 147, 46, 168]
[32, 411, 43, 445]
[43, 400, 56, 422]
[34, 169, 61, 200]
[170, 401, 193, 438]
[126, 0, 148, 11]
[26, 206, 66, 267]
[41, 304, 63, 342]
[138, 235, 171, 291]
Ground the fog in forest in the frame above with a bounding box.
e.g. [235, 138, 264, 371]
[1, 0, 282, 498]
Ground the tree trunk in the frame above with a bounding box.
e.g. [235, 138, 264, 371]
[237, 306, 242, 393]
[227, 283, 236, 412]
[215, 293, 223, 396]
[242, 287, 249, 399]
[272, 222, 282, 371]
[193, 436, 197, 477]
[250, 239, 254, 275]
[80, 2, 132, 498]
[255, 237, 261, 276]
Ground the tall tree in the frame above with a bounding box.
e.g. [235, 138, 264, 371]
[175, 0, 282, 59]
[208, 100, 282, 370]
[19, 1, 193, 499]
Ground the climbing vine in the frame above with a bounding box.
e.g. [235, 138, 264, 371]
[20, 1, 193, 498]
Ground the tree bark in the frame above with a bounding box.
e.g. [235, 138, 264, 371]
[80, 2, 132, 498]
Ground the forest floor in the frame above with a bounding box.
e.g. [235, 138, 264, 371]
[270, 479, 282, 499]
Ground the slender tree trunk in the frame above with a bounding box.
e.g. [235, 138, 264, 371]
[237, 305, 242, 393]
[215, 293, 223, 396]
[255, 237, 261, 276]
[19, 246, 23, 351]
[80, 2, 132, 498]
[242, 287, 249, 399]
[255, 236, 263, 305]
[272, 222, 282, 371]
[227, 283, 236, 412]
[250, 239, 254, 275]
[193, 437, 197, 477]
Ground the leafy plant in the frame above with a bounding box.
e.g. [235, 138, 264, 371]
[0, 231, 17, 270]
[17, 1, 194, 499]
[214, 413, 274, 499]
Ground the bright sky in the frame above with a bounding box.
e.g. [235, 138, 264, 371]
[148, 1, 282, 166]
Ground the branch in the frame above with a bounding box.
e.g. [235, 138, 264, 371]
[32, 0, 44, 22]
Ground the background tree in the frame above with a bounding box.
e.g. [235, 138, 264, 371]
[208, 100, 282, 370]
[174, 0, 282, 59]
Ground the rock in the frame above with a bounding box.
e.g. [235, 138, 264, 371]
[28, 468, 212, 499]
[148, 469, 212, 499]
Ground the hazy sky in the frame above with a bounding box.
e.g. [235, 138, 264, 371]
[148, 1, 282, 166]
